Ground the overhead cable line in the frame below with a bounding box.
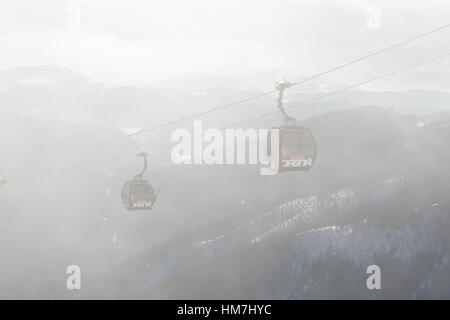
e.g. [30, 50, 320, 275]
[37, 23, 450, 163]
[46, 51, 450, 175]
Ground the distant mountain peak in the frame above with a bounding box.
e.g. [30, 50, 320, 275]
[0, 65, 93, 84]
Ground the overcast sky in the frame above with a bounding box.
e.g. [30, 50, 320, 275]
[0, 0, 449, 89]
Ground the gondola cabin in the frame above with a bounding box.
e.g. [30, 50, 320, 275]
[268, 125, 317, 172]
[121, 152, 157, 211]
[121, 179, 157, 211]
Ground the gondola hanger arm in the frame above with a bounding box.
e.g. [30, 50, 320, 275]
[276, 80, 296, 126]
[135, 152, 149, 179]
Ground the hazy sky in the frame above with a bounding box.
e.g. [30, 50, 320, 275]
[0, 0, 449, 88]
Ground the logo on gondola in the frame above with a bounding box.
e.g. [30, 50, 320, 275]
[132, 201, 153, 209]
[282, 156, 313, 168]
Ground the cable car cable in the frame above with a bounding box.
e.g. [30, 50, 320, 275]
[45, 51, 450, 175]
[149, 52, 450, 152]
[34, 23, 450, 163]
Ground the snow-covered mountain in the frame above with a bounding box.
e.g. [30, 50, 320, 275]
[75, 108, 450, 300]
[108, 172, 450, 299]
